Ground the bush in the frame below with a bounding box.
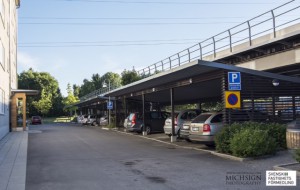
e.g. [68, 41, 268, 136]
[215, 121, 286, 156]
[294, 149, 300, 163]
[215, 123, 242, 154]
[230, 129, 277, 158]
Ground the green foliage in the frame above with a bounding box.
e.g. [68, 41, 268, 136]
[215, 122, 286, 157]
[101, 72, 122, 88]
[18, 68, 63, 116]
[121, 69, 142, 85]
[79, 79, 96, 97]
[78, 72, 122, 97]
[32, 89, 52, 116]
[63, 84, 79, 114]
[230, 129, 277, 157]
[73, 84, 80, 97]
[201, 102, 223, 112]
[215, 123, 243, 154]
[294, 149, 300, 163]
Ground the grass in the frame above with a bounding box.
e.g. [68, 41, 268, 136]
[42, 116, 76, 124]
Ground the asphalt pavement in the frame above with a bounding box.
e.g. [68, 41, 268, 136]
[26, 124, 299, 190]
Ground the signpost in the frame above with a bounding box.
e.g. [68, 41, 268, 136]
[228, 72, 241, 90]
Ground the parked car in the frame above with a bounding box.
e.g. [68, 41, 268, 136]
[86, 115, 97, 126]
[31, 116, 42, 125]
[123, 115, 129, 128]
[164, 109, 201, 137]
[188, 112, 223, 146]
[276, 107, 300, 121]
[98, 116, 108, 126]
[126, 111, 170, 134]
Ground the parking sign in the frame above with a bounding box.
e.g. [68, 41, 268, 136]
[228, 72, 241, 90]
[107, 101, 113, 110]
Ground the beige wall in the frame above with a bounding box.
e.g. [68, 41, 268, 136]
[0, 0, 19, 140]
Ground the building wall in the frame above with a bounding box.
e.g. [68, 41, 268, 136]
[0, 0, 19, 140]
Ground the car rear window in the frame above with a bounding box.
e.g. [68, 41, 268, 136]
[192, 114, 212, 123]
[32, 116, 40, 119]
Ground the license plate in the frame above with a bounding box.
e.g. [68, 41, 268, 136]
[183, 125, 189, 130]
[192, 127, 199, 132]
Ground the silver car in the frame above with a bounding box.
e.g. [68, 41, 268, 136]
[164, 109, 201, 137]
[188, 112, 223, 146]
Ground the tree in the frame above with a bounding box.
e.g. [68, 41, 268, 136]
[18, 68, 63, 117]
[32, 89, 52, 116]
[121, 69, 142, 86]
[73, 84, 81, 97]
[91, 73, 102, 89]
[101, 72, 122, 89]
[78, 79, 96, 97]
[63, 83, 79, 115]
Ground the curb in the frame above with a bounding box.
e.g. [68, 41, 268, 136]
[273, 162, 300, 177]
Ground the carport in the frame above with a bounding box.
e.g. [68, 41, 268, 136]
[76, 60, 300, 141]
[101, 60, 300, 141]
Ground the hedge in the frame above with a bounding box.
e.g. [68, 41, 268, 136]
[215, 122, 286, 157]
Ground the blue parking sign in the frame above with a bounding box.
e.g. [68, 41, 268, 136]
[228, 72, 241, 90]
[107, 101, 113, 110]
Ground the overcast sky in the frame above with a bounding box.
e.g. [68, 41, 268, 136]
[17, 0, 296, 96]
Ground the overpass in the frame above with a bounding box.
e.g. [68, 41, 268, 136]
[76, 1, 300, 126]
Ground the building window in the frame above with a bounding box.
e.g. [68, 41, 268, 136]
[0, 40, 4, 70]
[0, 88, 4, 114]
[0, 0, 5, 26]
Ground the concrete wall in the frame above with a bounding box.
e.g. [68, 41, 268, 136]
[237, 48, 300, 71]
[0, 1, 18, 140]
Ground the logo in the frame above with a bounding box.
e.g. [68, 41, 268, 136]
[266, 171, 296, 186]
[226, 172, 262, 186]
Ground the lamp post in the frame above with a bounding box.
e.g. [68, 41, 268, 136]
[103, 80, 111, 126]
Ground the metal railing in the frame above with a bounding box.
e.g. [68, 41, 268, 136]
[80, 0, 299, 101]
[136, 0, 300, 77]
[79, 85, 119, 101]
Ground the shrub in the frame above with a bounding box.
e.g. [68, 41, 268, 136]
[215, 121, 286, 157]
[230, 129, 277, 158]
[294, 149, 300, 163]
[215, 123, 242, 154]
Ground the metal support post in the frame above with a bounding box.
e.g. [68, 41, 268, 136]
[170, 88, 176, 142]
[142, 93, 146, 136]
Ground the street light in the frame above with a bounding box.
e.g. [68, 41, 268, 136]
[102, 79, 111, 126]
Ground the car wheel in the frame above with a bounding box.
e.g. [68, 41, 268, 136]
[205, 144, 215, 148]
[146, 126, 151, 135]
[185, 138, 192, 142]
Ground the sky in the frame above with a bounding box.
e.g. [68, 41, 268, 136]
[17, 0, 296, 96]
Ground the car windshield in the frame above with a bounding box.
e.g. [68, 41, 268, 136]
[32, 116, 40, 120]
[192, 114, 212, 123]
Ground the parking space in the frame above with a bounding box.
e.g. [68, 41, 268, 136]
[26, 124, 299, 190]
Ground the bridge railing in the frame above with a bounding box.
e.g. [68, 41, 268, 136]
[79, 85, 119, 101]
[137, 0, 300, 77]
[79, 1, 299, 101]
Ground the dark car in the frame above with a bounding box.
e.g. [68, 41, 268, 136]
[31, 116, 42, 125]
[125, 111, 170, 134]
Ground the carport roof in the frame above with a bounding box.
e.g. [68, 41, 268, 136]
[105, 60, 300, 97]
[76, 60, 300, 106]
